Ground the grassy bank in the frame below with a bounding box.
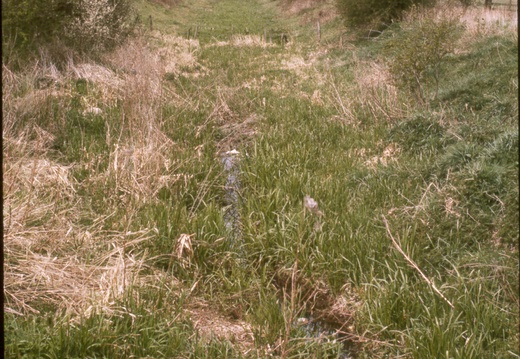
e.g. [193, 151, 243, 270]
[4, 0, 518, 358]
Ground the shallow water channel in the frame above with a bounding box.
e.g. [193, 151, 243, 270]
[221, 150, 354, 358]
[221, 150, 242, 248]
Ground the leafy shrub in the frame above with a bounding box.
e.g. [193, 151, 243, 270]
[1, 0, 75, 47]
[335, 0, 436, 30]
[382, 9, 462, 103]
[65, 0, 134, 53]
[2, 0, 134, 57]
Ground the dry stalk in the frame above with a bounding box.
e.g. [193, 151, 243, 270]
[281, 259, 299, 359]
[363, 86, 408, 122]
[327, 76, 357, 125]
[336, 328, 396, 349]
[382, 215, 455, 309]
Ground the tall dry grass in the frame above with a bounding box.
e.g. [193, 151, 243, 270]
[323, 55, 410, 126]
[3, 34, 197, 317]
[459, 4, 518, 40]
[324, 1, 518, 126]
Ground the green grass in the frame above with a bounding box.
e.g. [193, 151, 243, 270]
[4, 0, 518, 358]
[5, 298, 242, 358]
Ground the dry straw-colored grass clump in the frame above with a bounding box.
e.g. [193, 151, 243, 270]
[212, 34, 275, 49]
[3, 33, 202, 317]
[352, 60, 408, 122]
[324, 57, 408, 126]
[5, 226, 158, 317]
[2, 113, 156, 317]
[186, 297, 255, 352]
[459, 5, 518, 40]
[3, 146, 169, 316]
[402, 3, 517, 50]
[149, 32, 206, 77]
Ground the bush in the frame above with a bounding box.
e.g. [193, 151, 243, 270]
[382, 9, 462, 103]
[65, 0, 134, 53]
[1, 0, 75, 47]
[2, 0, 134, 58]
[335, 0, 436, 30]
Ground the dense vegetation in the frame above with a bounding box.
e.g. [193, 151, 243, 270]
[3, 0, 518, 358]
[2, 0, 133, 61]
[335, 0, 436, 29]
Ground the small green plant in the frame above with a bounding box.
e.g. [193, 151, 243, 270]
[383, 9, 462, 103]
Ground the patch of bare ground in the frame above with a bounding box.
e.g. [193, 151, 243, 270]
[211, 34, 276, 49]
[185, 297, 256, 353]
[273, 266, 360, 332]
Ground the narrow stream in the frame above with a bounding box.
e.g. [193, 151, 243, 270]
[299, 317, 355, 358]
[221, 149, 354, 358]
[221, 149, 242, 250]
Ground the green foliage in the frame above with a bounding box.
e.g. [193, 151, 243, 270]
[5, 301, 241, 358]
[2, 0, 134, 58]
[388, 114, 448, 152]
[66, 0, 135, 53]
[382, 12, 463, 103]
[2, 0, 74, 46]
[335, 0, 436, 30]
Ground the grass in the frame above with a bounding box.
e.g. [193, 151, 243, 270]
[3, 0, 518, 358]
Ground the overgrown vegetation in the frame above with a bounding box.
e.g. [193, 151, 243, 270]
[4, 0, 518, 358]
[335, 0, 436, 30]
[382, 6, 463, 103]
[2, 0, 134, 63]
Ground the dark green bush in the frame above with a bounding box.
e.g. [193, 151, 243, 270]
[2, 0, 134, 59]
[382, 11, 462, 103]
[2, 0, 75, 47]
[335, 0, 436, 30]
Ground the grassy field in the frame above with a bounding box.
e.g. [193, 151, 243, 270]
[3, 0, 518, 358]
